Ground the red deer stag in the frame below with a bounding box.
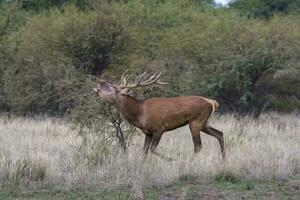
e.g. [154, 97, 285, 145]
[93, 71, 225, 160]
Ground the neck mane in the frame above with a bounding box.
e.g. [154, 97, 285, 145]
[114, 95, 143, 127]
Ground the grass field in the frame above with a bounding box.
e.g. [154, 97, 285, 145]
[0, 113, 299, 199]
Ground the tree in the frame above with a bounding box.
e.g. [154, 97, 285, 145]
[230, 0, 300, 18]
[20, 0, 89, 11]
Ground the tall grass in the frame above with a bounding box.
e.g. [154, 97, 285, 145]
[0, 113, 299, 190]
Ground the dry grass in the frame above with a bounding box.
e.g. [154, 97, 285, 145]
[0, 113, 299, 190]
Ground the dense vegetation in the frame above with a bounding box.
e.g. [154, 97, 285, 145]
[0, 0, 300, 119]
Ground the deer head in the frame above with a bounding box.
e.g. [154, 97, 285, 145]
[93, 80, 119, 104]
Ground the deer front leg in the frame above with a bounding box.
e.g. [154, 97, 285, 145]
[143, 134, 152, 157]
[149, 133, 162, 153]
[149, 133, 174, 162]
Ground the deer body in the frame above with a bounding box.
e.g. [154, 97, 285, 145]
[94, 72, 225, 160]
[140, 96, 213, 132]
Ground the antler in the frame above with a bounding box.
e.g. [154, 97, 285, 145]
[119, 70, 167, 89]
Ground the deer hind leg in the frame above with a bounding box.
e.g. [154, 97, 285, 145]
[202, 123, 225, 160]
[189, 120, 204, 153]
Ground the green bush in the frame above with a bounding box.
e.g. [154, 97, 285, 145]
[1, 3, 129, 114]
[20, 0, 90, 11]
[230, 0, 300, 18]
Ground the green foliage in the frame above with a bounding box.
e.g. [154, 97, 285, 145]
[20, 0, 90, 11]
[267, 95, 300, 113]
[155, 11, 300, 114]
[215, 170, 240, 183]
[0, 1, 28, 37]
[230, 0, 300, 18]
[1, 3, 129, 114]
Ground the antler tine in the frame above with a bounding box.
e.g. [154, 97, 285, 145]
[157, 80, 168, 85]
[140, 73, 155, 85]
[120, 69, 129, 86]
[124, 73, 134, 86]
[141, 72, 161, 85]
[155, 72, 168, 84]
[135, 71, 147, 84]
[148, 72, 158, 81]
[120, 70, 135, 87]
[121, 69, 128, 79]
[137, 72, 167, 86]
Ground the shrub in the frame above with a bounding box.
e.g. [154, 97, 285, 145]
[2, 3, 129, 115]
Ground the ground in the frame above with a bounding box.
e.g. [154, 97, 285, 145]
[1, 177, 299, 200]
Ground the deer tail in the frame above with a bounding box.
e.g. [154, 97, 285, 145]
[203, 98, 219, 115]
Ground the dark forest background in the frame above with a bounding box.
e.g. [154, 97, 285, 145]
[1, 0, 300, 120]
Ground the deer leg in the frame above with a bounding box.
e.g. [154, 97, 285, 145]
[189, 121, 203, 153]
[150, 134, 162, 153]
[202, 124, 226, 160]
[143, 134, 152, 156]
[148, 133, 174, 161]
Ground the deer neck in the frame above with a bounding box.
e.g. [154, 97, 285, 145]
[114, 95, 143, 127]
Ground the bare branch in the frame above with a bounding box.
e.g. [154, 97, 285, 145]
[0, 1, 19, 37]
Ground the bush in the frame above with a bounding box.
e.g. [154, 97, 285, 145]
[20, 0, 90, 11]
[230, 0, 300, 18]
[2, 3, 129, 115]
